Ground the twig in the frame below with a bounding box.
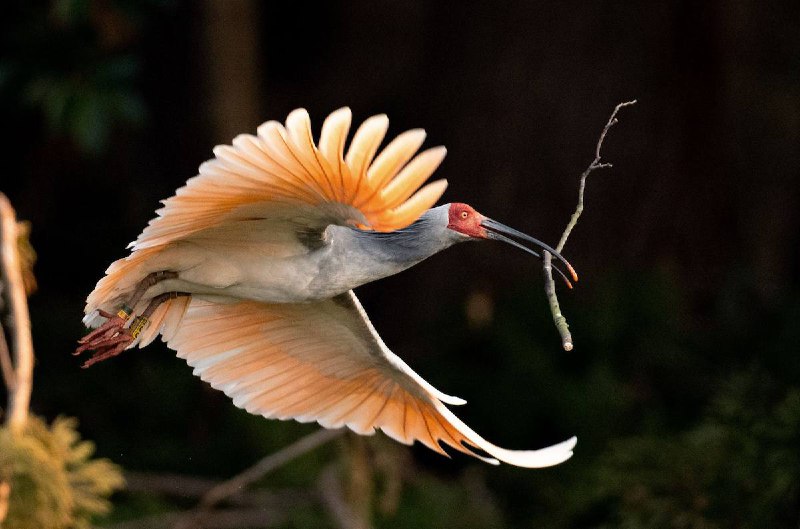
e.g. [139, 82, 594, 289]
[0, 482, 9, 526]
[0, 194, 36, 526]
[106, 507, 290, 529]
[0, 324, 15, 394]
[124, 471, 314, 506]
[543, 100, 637, 350]
[197, 428, 343, 507]
[123, 471, 223, 498]
[172, 427, 344, 529]
[0, 193, 34, 433]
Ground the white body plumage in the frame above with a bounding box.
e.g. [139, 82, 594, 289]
[124, 205, 461, 305]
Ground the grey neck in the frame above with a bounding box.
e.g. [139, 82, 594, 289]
[308, 205, 467, 296]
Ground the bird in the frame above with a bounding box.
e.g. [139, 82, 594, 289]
[76, 107, 579, 468]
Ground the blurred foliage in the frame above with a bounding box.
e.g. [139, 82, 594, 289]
[585, 367, 800, 528]
[0, 0, 165, 155]
[383, 469, 505, 529]
[414, 270, 800, 528]
[0, 415, 124, 529]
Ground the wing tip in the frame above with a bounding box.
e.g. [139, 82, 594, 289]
[487, 435, 578, 468]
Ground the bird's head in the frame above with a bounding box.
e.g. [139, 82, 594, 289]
[446, 202, 578, 287]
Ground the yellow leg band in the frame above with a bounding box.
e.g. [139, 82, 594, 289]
[129, 316, 148, 339]
[117, 304, 133, 320]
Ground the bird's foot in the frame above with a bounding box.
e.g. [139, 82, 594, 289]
[75, 309, 137, 368]
[77, 309, 128, 345]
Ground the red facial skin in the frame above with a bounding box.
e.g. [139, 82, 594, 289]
[447, 203, 488, 238]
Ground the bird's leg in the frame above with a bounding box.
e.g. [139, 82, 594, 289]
[75, 271, 179, 365]
[126, 291, 191, 346]
[77, 271, 178, 347]
[78, 291, 190, 368]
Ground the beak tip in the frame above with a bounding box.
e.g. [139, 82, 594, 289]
[567, 265, 579, 282]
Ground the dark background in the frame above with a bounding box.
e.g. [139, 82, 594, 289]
[2, 1, 799, 527]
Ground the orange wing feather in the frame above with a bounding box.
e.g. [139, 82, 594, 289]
[165, 292, 577, 468]
[85, 108, 448, 319]
[132, 107, 447, 252]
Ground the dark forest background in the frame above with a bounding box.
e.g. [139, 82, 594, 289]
[2, 0, 800, 527]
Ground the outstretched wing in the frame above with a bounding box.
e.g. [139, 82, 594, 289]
[85, 108, 448, 318]
[131, 107, 448, 251]
[166, 291, 576, 468]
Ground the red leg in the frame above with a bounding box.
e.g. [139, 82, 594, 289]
[76, 272, 179, 367]
[76, 310, 127, 346]
[79, 334, 134, 368]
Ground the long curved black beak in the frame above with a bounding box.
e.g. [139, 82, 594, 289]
[481, 218, 578, 288]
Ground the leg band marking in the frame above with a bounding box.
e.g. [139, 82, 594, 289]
[129, 316, 149, 339]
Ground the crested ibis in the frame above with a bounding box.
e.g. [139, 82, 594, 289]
[77, 108, 578, 468]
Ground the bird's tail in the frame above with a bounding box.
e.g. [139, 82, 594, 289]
[83, 245, 193, 351]
[83, 248, 157, 327]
